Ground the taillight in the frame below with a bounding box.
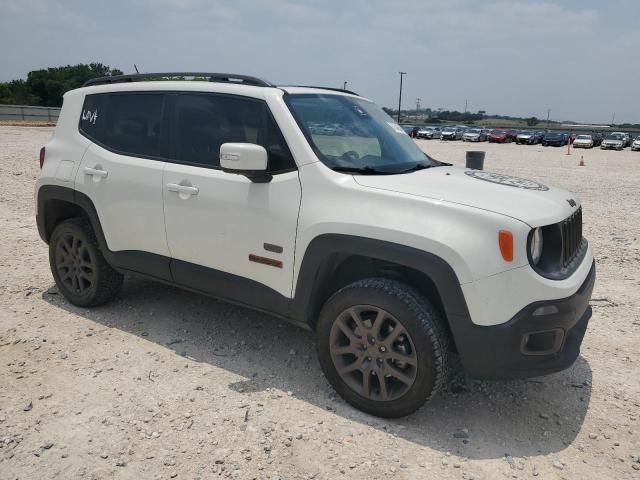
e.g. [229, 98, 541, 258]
[39, 147, 46, 169]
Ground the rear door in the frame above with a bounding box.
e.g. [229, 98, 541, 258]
[75, 92, 171, 278]
[162, 92, 301, 314]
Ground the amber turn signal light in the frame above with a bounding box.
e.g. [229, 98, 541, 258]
[498, 230, 514, 262]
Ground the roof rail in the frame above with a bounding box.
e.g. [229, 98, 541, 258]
[279, 85, 360, 96]
[82, 72, 274, 88]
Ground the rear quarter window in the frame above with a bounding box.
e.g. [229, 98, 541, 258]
[79, 94, 105, 141]
[79, 92, 165, 159]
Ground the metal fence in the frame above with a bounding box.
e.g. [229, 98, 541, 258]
[0, 104, 60, 122]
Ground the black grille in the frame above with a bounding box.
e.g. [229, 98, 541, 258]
[561, 207, 583, 267]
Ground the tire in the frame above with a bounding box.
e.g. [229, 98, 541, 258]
[316, 278, 450, 418]
[49, 218, 123, 307]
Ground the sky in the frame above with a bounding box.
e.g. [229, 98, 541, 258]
[1, 0, 639, 124]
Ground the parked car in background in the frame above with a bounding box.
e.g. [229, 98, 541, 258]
[417, 126, 441, 139]
[591, 132, 604, 146]
[516, 130, 542, 145]
[632, 136, 640, 151]
[440, 126, 463, 140]
[462, 128, 487, 142]
[488, 129, 513, 143]
[601, 133, 626, 150]
[618, 132, 631, 147]
[572, 135, 594, 149]
[401, 125, 420, 138]
[542, 131, 568, 147]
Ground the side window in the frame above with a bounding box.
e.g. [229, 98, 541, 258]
[173, 94, 295, 172]
[100, 94, 165, 158]
[79, 94, 106, 141]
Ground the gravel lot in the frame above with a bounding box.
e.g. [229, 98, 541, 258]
[1, 126, 639, 479]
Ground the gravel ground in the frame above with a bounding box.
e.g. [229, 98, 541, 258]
[0, 126, 639, 480]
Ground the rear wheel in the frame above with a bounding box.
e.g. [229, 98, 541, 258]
[49, 218, 123, 307]
[316, 278, 450, 417]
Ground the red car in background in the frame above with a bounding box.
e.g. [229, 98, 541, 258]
[488, 129, 515, 143]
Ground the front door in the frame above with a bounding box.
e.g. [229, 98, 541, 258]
[162, 92, 301, 315]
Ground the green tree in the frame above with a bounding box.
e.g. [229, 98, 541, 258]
[526, 116, 539, 126]
[0, 63, 123, 107]
[0, 80, 41, 105]
[25, 63, 123, 107]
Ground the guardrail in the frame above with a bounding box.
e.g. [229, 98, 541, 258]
[0, 104, 60, 122]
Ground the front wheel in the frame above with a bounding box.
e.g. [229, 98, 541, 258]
[316, 278, 450, 417]
[49, 218, 123, 307]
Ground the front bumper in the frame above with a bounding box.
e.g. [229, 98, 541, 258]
[453, 260, 595, 380]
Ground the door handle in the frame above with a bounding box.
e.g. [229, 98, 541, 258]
[167, 183, 199, 196]
[83, 166, 108, 178]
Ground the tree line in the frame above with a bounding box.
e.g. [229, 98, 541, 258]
[383, 106, 544, 126]
[0, 63, 123, 107]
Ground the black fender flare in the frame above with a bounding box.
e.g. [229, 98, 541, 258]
[36, 184, 171, 281]
[290, 233, 472, 330]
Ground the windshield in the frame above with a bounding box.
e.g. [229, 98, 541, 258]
[576, 135, 591, 139]
[285, 94, 437, 173]
[606, 134, 624, 140]
[467, 129, 481, 134]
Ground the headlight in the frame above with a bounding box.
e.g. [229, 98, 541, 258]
[530, 227, 543, 265]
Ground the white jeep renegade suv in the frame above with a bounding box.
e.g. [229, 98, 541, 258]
[35, 73, 595, 417]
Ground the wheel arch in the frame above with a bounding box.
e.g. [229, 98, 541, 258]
[290, 234, 472, 347]
[37, 185, 108, 251]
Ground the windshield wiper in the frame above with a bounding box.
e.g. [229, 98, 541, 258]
[331, 166, 397, 175]
[397, 163, 433, 173]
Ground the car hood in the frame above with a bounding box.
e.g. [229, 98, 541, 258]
[353, 166, 578, 227]
[517, 133, 533, 138]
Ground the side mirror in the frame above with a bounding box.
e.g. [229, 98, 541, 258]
[220, 143, 271, 183]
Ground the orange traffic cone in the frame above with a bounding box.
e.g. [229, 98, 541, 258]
[579, 156, 585, 167]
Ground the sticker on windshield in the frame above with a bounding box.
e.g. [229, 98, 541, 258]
[464, 170, 549, 191]
[388, 122, 408, 135]
[352, 105, 369, 117]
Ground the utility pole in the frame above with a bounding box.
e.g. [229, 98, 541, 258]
[546, 108, 551, 125]
[611, 112, 616, 126]
[464, 99, 468, 113]
[343, 81, 347, 91]
[416, 97, 421, 111]
[397, 72, 406, 123]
